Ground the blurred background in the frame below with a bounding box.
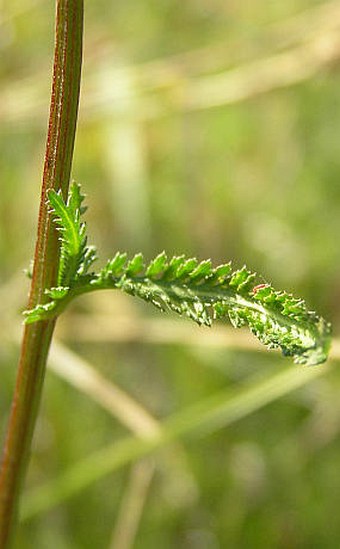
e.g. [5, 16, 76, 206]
[1, 0, 340, 547]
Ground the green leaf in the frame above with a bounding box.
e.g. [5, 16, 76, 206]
[190, 260, 212, 283]
[46, 286, 69, 300]
[48, 182, 97, 286]
[176, 258, 198, 280]
[23, 301, 58, 324]
[100, 253, 128, 280]
[229, 266, 256, 291]
[24, 184, 331, 366]
[126, 253, 145, 276]
[90, 253, 331, 366]
[145, 251, 168, 278]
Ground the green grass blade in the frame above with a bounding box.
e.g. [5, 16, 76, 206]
[21, 363, 327, 521]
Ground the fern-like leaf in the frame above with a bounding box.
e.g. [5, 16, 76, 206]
[90, 253, 331, 366]
[48, 182, 97, 285]
[24, 184, 331, 366]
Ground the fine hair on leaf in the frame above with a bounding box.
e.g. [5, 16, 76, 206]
[24, 183, 332, 367]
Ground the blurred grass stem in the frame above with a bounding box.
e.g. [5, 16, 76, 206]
[0, 1, 83, 545]
[22, 364, 326, 519]
[110, 460, 155, 549]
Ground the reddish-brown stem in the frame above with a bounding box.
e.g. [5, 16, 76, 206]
[0, 1, 83, 545]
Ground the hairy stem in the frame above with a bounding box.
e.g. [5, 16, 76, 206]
[0, 1, 83, 545]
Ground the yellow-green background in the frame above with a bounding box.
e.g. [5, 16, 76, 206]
[1, 1, 340, 547]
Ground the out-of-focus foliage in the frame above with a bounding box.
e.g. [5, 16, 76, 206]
[1, 1, 340, 547]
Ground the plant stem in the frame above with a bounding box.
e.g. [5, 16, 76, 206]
[0, 1, 83, 545]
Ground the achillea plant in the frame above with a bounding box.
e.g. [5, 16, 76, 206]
[0, 0, 331, 546]
[25, 182, 331, 367]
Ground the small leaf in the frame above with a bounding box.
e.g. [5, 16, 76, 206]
[46, 286, 69, 300]
[67, 181, 86, 215]
[146, 252, 168, 278]
[163, 255, 186, 281]
[48, 182, 96, 286]
[190, 260, 212, 283]
[176, 258, 198, 280]
[228, 308, 247, 328]
[229, 266, 255, 292]
[126, 253, 145, 276]
[213, 263, 232, 281]
[23, 302, 57, 324]
[104, 252, 128, 278]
